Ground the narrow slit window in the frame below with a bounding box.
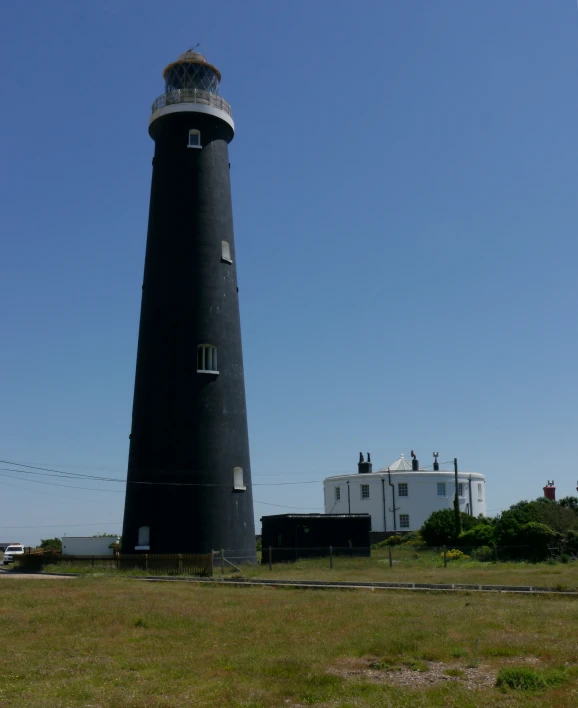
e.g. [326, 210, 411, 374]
[335, 486, 341, 501]
[478, 483, 483, 500]
[197, 344, 218, 373]
[221, 241, 232, 263]
[457, 483, 464, 497]
[136, 526, 150, 549]
[188, 129, 201, 148]
[233, 467, 245, 491]
[437, 482, 446, 496]
[399, 514, 410, 529]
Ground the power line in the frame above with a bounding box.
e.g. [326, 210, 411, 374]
[0, 522, 122, 529]
[253, 499, 322, 510]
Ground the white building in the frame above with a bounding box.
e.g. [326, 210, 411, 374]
[61, 536, 119, 556]
[323, 454, 486, 533]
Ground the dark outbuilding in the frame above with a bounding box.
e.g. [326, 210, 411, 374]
[261, 513, 371, 563]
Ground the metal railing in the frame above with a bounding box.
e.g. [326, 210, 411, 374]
[151, 89, 232, 117]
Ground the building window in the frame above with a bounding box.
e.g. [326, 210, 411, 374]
[457, 483, 464, 497]
[361, 484, 370, 499]
[188, 129, 201, 148]
[335, 486, 341, 501]
[233, 467, 245, 491]
[399, 514, 410, 529]
[398, 483, 408, 497]
[437, 482, 446, 496]
[197, 344, 218, 373]
[136, 526, 150, 549]
[221, 241, 232, 263]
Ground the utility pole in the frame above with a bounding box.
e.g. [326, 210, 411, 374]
[454, 458, 461, 538]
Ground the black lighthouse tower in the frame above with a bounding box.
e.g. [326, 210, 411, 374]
[121, 50, 256, 562]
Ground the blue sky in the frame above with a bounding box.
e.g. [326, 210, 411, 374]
[1, 1, 577, 545]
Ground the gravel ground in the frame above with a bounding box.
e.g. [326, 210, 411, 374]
[330, 657, 497, 689]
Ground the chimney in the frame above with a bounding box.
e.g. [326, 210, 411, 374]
[433, 452, 439, 471]
[411, 450, 419, 471]
[543, 480, 556, 501]
[358, 452, 373, 474]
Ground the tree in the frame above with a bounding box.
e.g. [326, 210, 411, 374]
[39, 538, 62, 552]
[517, 522, 558, 559]
[421, 510, 478, 546]
[559, 497, 578, 511]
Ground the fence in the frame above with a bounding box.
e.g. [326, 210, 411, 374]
[255, 544, 567, 570]
[17, 552, 213, 576]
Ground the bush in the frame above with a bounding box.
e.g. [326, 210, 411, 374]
[385, 535, 404, 546]
[470, 545, 494, 562]
[517, 522, 559, 559]
[421, 510, 459, 546]
[458, 524, 495, 547]
[565, 529, 578, 554]
[442, 549, 470, 561]
[496, 666, 571, 692]
[496, 667, 547, 691]
[402, 531, 425, 547]
[39, 538, 62, 552]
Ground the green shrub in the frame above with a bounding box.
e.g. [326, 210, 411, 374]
[496, 667, 546, 691]
[39, 538, 62, 552]
[385, 535, 404, 546]
[470, 545, 494, 562]
[565, 529, 578, 553]
[496, 666, 571, 692]
[442, 549, 470, 562]
[458, 524, 495, 547]
[559, 553, 570, 564]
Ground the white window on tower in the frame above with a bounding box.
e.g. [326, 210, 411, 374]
[361, 484, 370, 499]
[197, 344, 218, 373]
[335, 486, 341, 501]
[399, 514, 410, 529]
[398, 483, 408, 497]
[188, 129, 201, 148]
[221, 241, 232, 263]
[437, 482, 446, 496]
[233, 467, 245, 491]
[458, 483, 464, 497]
[136, 526, 150, 550]
[478, 483, 483, 500]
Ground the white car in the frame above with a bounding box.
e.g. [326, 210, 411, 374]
[3, 545, 25, 565]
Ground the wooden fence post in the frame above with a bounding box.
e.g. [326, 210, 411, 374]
[209, 550, 214, 577]
[388, 547, 393, 568]
[178, 554, 183, 574]
[268, 547, 272, 571]
[329, 545, 333, 569]
[443, 546, 447, 568]
[220, 549, 224, 576]
[145, 554, 148, 572]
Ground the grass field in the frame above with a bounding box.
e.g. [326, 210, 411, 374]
[0, 576, 577, 707]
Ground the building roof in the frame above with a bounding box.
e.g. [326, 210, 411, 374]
[378, 454, 413, 472]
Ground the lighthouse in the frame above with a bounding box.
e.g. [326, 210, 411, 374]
[121, 50, 256, 562]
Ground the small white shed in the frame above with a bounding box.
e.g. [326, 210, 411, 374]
[61, 536, 119, 556]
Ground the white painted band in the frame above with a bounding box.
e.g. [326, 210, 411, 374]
[149, 103, 235, 132]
